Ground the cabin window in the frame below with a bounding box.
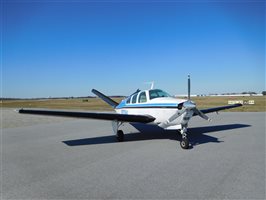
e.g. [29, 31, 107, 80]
[126, 97, 131, 104]
[149, 89, 171, 100]
[132, 94, 137, 104]
[138, 91, 147, 103]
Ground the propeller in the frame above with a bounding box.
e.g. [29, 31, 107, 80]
[186, 75, 211, 121]
[159, 101, 195, 128]
[188, 75, 191, 100]
[159, 75, 211, 128]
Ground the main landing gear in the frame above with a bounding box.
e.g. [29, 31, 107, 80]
[112, 121, 125, 142]
[116, 130, 124, 142]
[180, 126, 189, 149]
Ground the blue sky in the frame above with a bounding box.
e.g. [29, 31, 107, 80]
[2, 1, 265, 98]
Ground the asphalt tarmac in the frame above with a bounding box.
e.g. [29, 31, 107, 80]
[2, 109, 265, 199]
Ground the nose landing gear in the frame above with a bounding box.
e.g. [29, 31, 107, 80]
[180, 126, 189, 149]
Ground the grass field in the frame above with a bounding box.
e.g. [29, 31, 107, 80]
[1, 96, 265, 112]
[191, 96, 265, 112]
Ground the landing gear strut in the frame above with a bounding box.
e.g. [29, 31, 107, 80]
[180, 126, 189, 149]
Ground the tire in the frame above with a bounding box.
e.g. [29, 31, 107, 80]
[116, 130, 124, 142]
[180, 138, 189, 149]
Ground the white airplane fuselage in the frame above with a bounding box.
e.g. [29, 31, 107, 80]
[115, 89, 193, 130]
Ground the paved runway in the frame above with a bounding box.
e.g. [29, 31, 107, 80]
[2, 109, 265, 199]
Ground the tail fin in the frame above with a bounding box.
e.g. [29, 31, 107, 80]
[92, 89, 119, 108]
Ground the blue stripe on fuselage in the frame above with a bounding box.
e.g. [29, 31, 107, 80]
[116, 103, 178, 109]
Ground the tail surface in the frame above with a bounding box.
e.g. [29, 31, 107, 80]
[91, 89, 119, 108]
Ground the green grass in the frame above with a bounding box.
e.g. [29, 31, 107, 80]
[1, 96, 265, 112]
[1, 98, 120, 111]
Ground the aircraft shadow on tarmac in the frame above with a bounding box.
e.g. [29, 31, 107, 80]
[62, 123, 250, 148]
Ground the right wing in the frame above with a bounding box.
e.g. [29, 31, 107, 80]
[18, 109, 155, 123]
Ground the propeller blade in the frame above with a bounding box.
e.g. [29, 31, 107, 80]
[194, 108, 211, 121]
[159, 109, 186, 128]
[168, 109, 186, 122]
[188, 75, 191, 100]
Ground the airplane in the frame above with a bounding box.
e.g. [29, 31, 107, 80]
[18, 76, 242, 149]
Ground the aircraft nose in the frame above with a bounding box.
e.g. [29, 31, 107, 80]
[183, 101, 196, 109]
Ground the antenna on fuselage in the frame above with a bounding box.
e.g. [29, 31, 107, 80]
[145, 81, 154, 89]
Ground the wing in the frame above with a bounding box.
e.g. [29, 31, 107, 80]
[18, 109, 155, 123]
[194, 103, 242, 116]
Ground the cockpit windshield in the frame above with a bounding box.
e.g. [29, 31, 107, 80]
[149, 89, 172, 100]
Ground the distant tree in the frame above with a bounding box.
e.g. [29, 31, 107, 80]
[242, 91, 257, 95]
[262, 91, 266, 96]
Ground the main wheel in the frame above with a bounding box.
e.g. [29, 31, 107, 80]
[116, 130, 124, 142]
[180, 138, 189, 149]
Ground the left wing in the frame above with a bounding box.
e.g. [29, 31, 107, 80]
[194, 103, 242, 116]
[18, 109, 155, 123]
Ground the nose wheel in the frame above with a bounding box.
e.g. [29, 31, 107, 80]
[180, 137, 189, 149]
[180, 126, 189, 149]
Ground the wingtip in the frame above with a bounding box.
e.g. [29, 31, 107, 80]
[15, 108, 22, 113]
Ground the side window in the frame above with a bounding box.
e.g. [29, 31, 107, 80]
[132, 94, 137, 104]
[138, 91, 147, 103]
[126, 97, 131, 104]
